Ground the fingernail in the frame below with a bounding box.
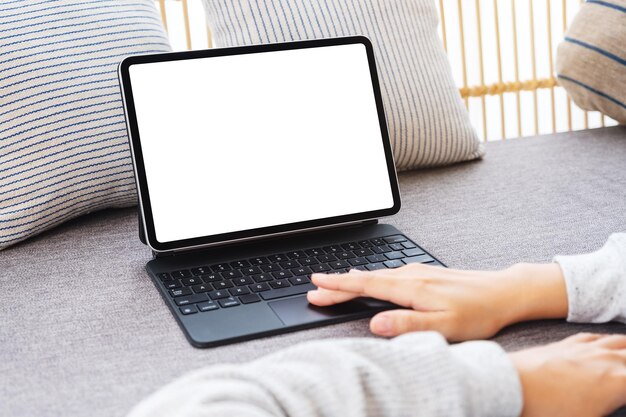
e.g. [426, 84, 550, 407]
[372, 315, 393, 335]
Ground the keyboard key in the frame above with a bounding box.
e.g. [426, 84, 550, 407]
[230, 260, 251, 269]
[249, 257, 269, 266]
[384, 235, 407, 244]
[181, 277, 202, 286]
[289, 276, 310, 285]
[202, 273, 222, 283]
[191, 283, 211, 293]
[241, 266, 262, 276]
[180, 305, 197, 315]
[365, 262, 386, 271]
[208, 290, 229, 300]
[403, 255, 435, 264]
[384, 259, 404, 269]
[232, 276, 254, 286]
[268, 254, 288, 262]
[341, 242, 360, 251]
[171, 270, 192, 279]
[221, 270, 242, 279]
[219, 297, 240, 308]
[280, 260, 300, 269]
[310, 263, 331, 273]
[403, 248, 426, 257]
[211, 263, 231, 272]
[250, 283, 270, 292]
[272, 270, 293, 279]
[239, 294, 261, 304]
[261, 264, 281, 272]
[372, 245, 392, 254]
[299, 257, 318, 266]
[175, 293, 208, 306]
[291, 266, 312, 276]
[230, 286, 251, 296]
[370, 238, 385, 246]
[156, 273, 172, 282]
[197, 301, 219, 312]
[213, 280, 234, 289]
[330, 260, 350, 269]
[349, 265, 367, 271]
[270, 279, 291, 289]
[354, 248, 374, 257]
[164, 280, 182, 290]
[323, 245, 342, 253]
[316, 254, 337, 263]
[402, 241, 417, 249]
[305, 248, 324, 256]
[358, 240, 373, 248]
[389, 243, 405, 251]
[190, 266, 211, 276]
[385, 251, 405, 260]
[260, 283, 316, 300]
[286, 250, 306, 259]
[348, 257, 368, 266]
[252, 273, 273, 282]
[170, 287, 192, 298]
[366, 254, 387, 263]
[336, 251, 355, 260]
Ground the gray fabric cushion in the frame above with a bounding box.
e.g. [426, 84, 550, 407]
[202, 0, 483, 171]
[556, 0, 626, 123]
[0, 0, 170, 250]
[1, 127, 625, 417]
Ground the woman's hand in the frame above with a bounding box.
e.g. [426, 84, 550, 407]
[307, 262, 569, 341]
[511, 333, 626, 417]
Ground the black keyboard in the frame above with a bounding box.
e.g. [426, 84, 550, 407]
[155, 235, 437, 316]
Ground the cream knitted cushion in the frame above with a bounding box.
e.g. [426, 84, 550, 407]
[0, 0, 170, 249]
[556, 0, 626, 124]
[202, 0, 483, 171]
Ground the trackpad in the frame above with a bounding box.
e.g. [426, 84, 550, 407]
[269, 295, 391, 326]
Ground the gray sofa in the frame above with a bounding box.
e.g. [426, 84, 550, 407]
[2, 126, 625, 417]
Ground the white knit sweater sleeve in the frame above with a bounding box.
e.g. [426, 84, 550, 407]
[555, 233, 626, 323]
[127, 332, 522, 417]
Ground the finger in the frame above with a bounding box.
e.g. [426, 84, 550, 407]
[369, 309, 449, 337]
[566, 332, 606, 343]
[593, 334, 626, 350]
[307, 288, 359, 306]
[311, 271, 416, 307]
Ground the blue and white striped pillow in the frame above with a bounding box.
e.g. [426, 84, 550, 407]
[0, 0, 170, 249]
[202, 0, 484, 171]
[556, 0, 626, 124]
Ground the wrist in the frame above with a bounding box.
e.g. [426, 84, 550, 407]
[505, 263, 569, 323]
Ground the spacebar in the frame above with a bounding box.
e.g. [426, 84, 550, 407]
[260, 283, 317, 300]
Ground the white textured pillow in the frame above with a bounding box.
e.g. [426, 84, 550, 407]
[0, 0, 170, 249]
[202, 0, 483, 171]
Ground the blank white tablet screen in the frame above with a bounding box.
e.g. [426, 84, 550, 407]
[129, 43, 394, 243]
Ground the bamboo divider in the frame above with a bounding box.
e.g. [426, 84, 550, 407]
[474, 0, 487, 141]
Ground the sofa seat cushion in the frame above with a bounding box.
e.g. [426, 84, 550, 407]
[1, 127, 625, 417]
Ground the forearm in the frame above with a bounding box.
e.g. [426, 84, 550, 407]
[127, 333, 522, 417]
[506, 233, 626, 325]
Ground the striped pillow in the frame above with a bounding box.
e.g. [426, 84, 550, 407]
[201, 0, 483, 171]
[0, 1, 170, 250]
[556, 0, 626, 124]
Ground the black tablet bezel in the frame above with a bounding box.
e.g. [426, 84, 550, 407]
[119, 36, 401, 252]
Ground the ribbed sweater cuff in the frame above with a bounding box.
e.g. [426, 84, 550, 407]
[450, 340, 523, 417]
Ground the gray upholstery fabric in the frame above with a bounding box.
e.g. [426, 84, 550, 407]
[1, 126, 625, 417]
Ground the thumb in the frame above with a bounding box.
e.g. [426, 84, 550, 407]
[370, 309, 449, 337]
